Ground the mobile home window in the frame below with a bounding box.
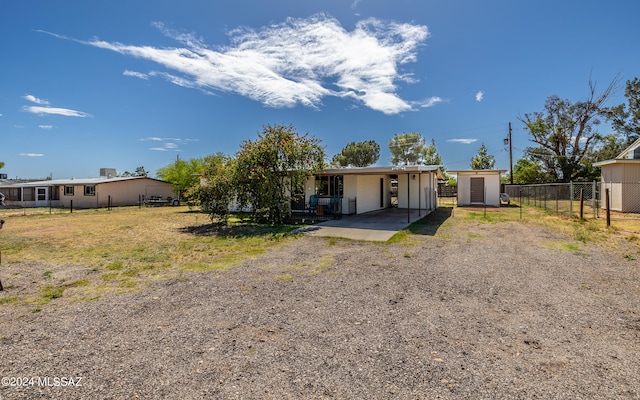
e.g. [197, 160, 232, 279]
[84, 185, 96, 196]
[23, 187, 35, 201]
[64, 186, 74, 196]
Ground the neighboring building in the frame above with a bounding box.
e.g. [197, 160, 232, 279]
[0, 176, 176, 208]
[447, 170, 506, 207]
[593, 138, 640, 212]
[303, 165, 444, 215]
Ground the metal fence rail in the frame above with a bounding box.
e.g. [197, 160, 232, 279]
[505, 182, 598, 219]
[505, 182, 640, 221]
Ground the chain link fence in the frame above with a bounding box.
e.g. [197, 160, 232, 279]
[505, 182, 599, 219]
[505, 182, 640, 223]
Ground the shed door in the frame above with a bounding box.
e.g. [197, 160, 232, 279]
[470, 177, 485, 203]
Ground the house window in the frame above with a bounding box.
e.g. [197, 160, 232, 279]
[315, 175, 343, 197]
[84, 185, 96, 196]
[64, 186, 74, 196]
[3, 188, 21, 201]
[50, 186, 60, 201]
[23, 187, 35, 201]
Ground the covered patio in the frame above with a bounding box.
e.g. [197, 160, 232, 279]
[293, 207, 434, 241]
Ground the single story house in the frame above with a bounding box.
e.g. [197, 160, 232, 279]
[0, 176, 176, 208]
[447, 170, 507, 207]
[593, 138, 640, 212]
[302, 165, 444, 215]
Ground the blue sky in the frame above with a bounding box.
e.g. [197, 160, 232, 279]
[1, 0, 638, 179]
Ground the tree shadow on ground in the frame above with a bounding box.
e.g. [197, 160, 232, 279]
[179, 222, 297, 238]
[407, 207, 452, 236]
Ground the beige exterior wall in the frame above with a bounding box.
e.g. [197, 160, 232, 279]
[456, 172, 502, 207]
[397, 172, 438, 210]
[599, 164, 640, 212]
[3, 178, 175, 209]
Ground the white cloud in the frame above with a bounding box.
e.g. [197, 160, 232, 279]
[447, 138, 477, 144]
[19, 153, 44, 157]
[54, 15, 433, 115]
[418, 96, 444, 108]
[23, 106, 92, 118]
[124, 70, 149, 80]
[141, 136, 194, 151]
[38, 125, 54, 130]
[475, 91, 484, 102]
[23, 94, 50, 105]
[21, 94, 91, 117]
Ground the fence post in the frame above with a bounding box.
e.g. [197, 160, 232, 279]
[579, 188, 584, 219]
[605, 188, 611, 226]
[70, 200, 73, 213]
[569, 181, 573, 218]
[519, 189, 522, 219]
[592, 180, 597, 219]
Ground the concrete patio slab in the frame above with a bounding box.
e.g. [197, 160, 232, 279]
[294, 208, 433, 241]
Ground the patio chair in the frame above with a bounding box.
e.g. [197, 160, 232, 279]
[307, 195, 319, 215]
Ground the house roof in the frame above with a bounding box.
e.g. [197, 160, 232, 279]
[616, 137, 640, 159]
[0, 176, 171, 188]
[593, 159, 640, 167]
[593, 138, 640, 167]
[319, 165, 445, 179]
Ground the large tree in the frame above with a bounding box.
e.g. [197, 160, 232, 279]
[331, 140, 380, 167]
[388, 132, 427, 165]
[601, 77, 640, 147]
[235, 124, 325, 224]
[156, 157, 206, 199]
[510, 158, 550, 184]
[519, 77, 619, 182]
[189, 153, 237, 223]
[470, 143, 495, 170]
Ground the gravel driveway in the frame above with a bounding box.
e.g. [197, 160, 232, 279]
[1, 208, 639, 399]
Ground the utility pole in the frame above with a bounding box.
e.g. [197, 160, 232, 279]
[504, 122, 513, 184]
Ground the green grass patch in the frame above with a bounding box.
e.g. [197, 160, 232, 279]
[40, 286, 65, 300]
[274, 274, 294, 282]
[100, 273, 120, 281]
[542, 241, 581, 252]
[68, 279, 92, 287]
[105, 261, 124, 271]
[0, 296, 21, 305]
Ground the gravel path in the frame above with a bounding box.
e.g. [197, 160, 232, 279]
[1, 209, 639, 399]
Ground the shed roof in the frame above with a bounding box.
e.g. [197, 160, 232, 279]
[446, 169, 507, 175]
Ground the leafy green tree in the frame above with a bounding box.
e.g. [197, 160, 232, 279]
[156, 157, 206, 199]
[189, 153, 236, 224]
[470, 143, 495, 170]
[518, 77, 619, 182]
[510, 158, 550, 184]
[388, 132, 427, 165]
[134, 166, 148, 177]
[0, 161, 4, 170]
[235, 124, 325, 224]
[423, 138, 449, 181]
[601, 77, 640, 146]
[331, 140, 380, 167]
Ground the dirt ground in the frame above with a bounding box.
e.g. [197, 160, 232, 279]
[1, 208, 639, 399]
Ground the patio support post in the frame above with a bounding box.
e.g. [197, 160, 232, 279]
[407, 172, 410, 223]
[418, 173, 421, 216]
